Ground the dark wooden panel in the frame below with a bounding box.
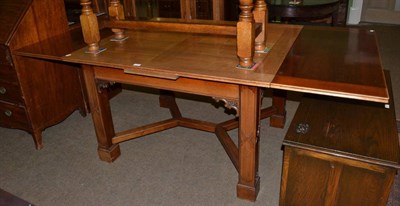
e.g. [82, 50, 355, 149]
[0, 101, 29, 130]
[337, 165, 390, 205]
[272, 26, 388, 103]
[283, 148, 331, 205]
[0, 0, 32, 44]
[284, 73, 398, 165]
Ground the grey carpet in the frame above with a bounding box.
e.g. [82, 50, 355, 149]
[0, 89, 298, 206]
[1, 25, 399, 205]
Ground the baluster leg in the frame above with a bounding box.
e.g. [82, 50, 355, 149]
[253, 0, 268, 52]
[80, 0, 103, 53]
[109, 0, 128, 41]
[237, 0, 255, 69]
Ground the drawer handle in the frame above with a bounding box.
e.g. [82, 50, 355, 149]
[0, 87, 6, 95]
[296, 123, 309, 134]
[4, 110, 12, 117]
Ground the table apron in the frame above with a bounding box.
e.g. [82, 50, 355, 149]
[93, 66, 240, 100]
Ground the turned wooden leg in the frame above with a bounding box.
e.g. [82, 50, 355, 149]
[270, 89, 286, 128]
[32, 129, 43, 150]
[80, 0, 102, 53]
[109, 0, 127, 41]
[253, 0, 268, 52]
[237, 0, 255, 69]
[82, 65, 120, 162]
[237, 85, 261, 201]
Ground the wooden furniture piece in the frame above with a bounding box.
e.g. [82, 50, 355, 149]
[280, 72, 399, 205]
[0, 0, 86, 149]
[14, 0, 390, 203]
[267, 0, 340, 25]
[271, 26, 389, 103]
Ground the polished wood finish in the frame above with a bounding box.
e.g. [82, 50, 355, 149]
[280, 72, 399, 205]
[61, 25, 301, 86]
[271, 26, 389, 103]
[77, 0, 274, 69]
[0, 0, 86, 149]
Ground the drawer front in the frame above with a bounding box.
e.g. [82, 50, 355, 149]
[0, 82, 23, 104]
[0, 45, 13, 66]
[0, 101, 29, 130]
[0, 65, 18, 84]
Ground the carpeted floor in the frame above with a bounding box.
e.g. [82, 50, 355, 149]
[0, 25, 399, 205]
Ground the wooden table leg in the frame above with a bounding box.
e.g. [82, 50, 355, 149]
[237, 85, 261, 201]
[270, 89, 286, 128]
[82, 65, 120, 162]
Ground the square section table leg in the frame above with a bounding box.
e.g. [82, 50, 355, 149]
[82, 65, 121, 162]
[270, 89, 286, 128]
[237, 85, 261, 201]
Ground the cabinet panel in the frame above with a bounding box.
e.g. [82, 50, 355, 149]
[337, 165, 391, 205]
[283, 148, 332, 205]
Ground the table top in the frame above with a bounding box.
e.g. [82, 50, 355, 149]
[16, 23, 301, 88]
[14, 23, 388, 103]
[271, 26, 389, 103]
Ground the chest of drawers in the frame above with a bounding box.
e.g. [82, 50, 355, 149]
[0, 0, 86, 149]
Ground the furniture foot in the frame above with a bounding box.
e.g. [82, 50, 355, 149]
[98, 144, 121, 162]
[237, 176, 260, 201]
[32, 129, 43, 150]
[270, 89, 286, 128]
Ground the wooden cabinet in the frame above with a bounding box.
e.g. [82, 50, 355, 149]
[280, 73, 400, 205]
[0, 0, 86, 149]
